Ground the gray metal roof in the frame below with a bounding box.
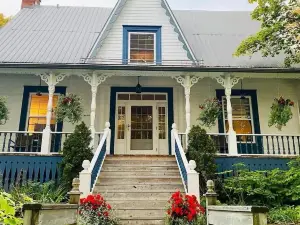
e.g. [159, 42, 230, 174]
[0, 6, 288, 67]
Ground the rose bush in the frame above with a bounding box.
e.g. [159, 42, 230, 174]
[78, 194, 118, 225]
[268, 96, 294, 130]
[165, 191, 206, 225]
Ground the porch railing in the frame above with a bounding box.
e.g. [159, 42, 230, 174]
[0, 131, 43, 153]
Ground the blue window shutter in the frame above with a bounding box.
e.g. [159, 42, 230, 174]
[122, 25, 162, 65]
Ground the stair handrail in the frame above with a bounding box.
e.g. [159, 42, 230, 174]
[171, 123, 200, 201]
[79, 122, 111, 197]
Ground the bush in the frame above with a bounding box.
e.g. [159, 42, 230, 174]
[60, 122, 94, 190]
[221, 158, 300, 207]
[186, 126, 217, 194]
[268, 206, 300, 224]
[165, 191, 206, 225]
[78, 194, 119, 225]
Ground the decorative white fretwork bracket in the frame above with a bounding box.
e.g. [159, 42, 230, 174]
[172, 75, 203, 93]
[80, 72, 111, 92]
[213, 73, 241, 95]
[36, 72, 68, 93]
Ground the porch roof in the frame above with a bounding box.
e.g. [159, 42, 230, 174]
[0, 5, 295, 68]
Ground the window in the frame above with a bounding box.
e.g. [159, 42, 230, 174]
[27, 95, 58, 132]
[123, 26, 161, 64]
[117, 106, 126, 139]
[158, 106, 166, 139]
[129, 33, 155, 63]
[117, 93, 167, 101]
[222, 96, 254, 142]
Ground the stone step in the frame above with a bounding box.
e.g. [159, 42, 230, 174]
[104, 160, 177, 166]
[98, 177, 182, 184]
[107, 200, 167, 209]
[119, 218, 165, 225]
[106, 155, 175, 161]
[94, 183, 184, 192]
[100, 170, 180, 177]
[95, 191, 173, 200]
[102, 165, 179, 171]
[114, 209, 165, 218]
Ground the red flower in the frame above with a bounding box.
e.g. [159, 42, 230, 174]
[103, 211, 109, 217]
[290, 101, 294, 106]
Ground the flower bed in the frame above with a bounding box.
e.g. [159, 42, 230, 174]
[165, 191, 206, 225]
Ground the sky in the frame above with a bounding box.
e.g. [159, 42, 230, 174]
[1, 0, 255, 17]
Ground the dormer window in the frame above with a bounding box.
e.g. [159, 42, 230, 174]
[129, 33, 155, 63]
[123, 26, 161, 64]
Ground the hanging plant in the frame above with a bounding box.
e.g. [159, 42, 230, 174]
[0, 97, 9, 125]
[268, 96, 294, 131]
[198, 98, 221, 128]
[55, 93, 84, 124]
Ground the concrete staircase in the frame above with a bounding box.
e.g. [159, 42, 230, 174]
[93, 155, 184, 225]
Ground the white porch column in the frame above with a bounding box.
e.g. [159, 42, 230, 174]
[39, 73, 67, 154]
[81, 73, 111, 148]
[214, 74, 240, 155]
[172, 75, 203, 148]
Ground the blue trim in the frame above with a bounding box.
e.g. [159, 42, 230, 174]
[109, 87, 174, 155]
[122, 25, 162, 64]
[90, 140, 106, 191]
[19, 86, 66, 131]
[216, 89, 262, 154]
[175, 141, 187, 188]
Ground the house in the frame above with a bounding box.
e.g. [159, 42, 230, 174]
[0, 0, 299, 223]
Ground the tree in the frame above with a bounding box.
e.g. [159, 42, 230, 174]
[60, 122, 93, 190]
[234, 0, 300, 67]
[0, 13, 11, 28]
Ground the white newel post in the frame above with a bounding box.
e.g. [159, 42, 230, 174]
[105, 122, 111, 155]
[79, 160, 91, 198]
[187, 160, 200, 202]
[81, 73, 111, 149]
[172, 75, 202, 149]
[215, 74, 240, 155]
[40, 73, 67, 154]
[171, 123, 178, 155]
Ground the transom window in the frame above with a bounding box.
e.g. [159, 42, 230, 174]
[27, 95, 58, 132]
[129, 33, 155, 64]
[117, 93, 167, 101]
[222, 96, 255, 142]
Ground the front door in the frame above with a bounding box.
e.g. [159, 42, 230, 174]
[114, 93, 168, 155]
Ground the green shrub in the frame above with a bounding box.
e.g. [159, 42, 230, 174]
[268, 206, 300, 224]
[221, 158, 300, 207]
[60, 122, 93, 190]
[186, 126, 217, 194]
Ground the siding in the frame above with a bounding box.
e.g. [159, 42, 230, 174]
[95, 0, 192, 65]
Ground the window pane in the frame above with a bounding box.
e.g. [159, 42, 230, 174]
[155, 94, 166, 100]
[118, 94, 129, 100]
[129, 33, 155, 63]
[142, 94, 154, 100]
[117, 106, 126, 139]
[158, 107, 166, 139]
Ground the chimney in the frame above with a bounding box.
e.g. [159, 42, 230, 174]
[21, 0, 41, 9]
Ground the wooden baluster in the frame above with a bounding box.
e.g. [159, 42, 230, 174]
[292, 136, 296, 155]
[276, 136, 280, 154]
[2, 133, 7, 152]
[281, 136, 286, 154]
[297, 136, 300, 155]
[271, 136, 275, 154]
[1, 133, 5, 152]
[250, 135, 254, 154]
[266, 136, 270, 154]
[287, 136, 291, 155]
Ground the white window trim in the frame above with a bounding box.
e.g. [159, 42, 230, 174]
[26, 93, 59, 132]
[222, 96, 256, 143]
[128, 32, 156, 65]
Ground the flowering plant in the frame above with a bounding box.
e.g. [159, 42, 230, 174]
[268, 97, 294, 131]
[198, 98, 221, 128]
[78, 194, 118, 225]
[55, 93, 83, 124]
[165, 191, 206, 225]
[0, 96, 9, 125]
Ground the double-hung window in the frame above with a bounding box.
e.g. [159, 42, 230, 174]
[222, 96, 255, 142]
[123, 26, 161, 64]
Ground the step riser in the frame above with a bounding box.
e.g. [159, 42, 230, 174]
[119, 219, 164, 225]
[101, 166, 179, 171]
[106, 156, 175, 161]
[104, 161, 177, 166]
[96, 192, 173, 200]
[100, 171, 180, 177]
[106, 200, 167, 209]
[95, 184, 184, 191]
[115, 209, 165, 218]
[98, 178, 182, 184]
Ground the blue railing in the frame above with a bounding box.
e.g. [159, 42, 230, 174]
[175, 141, 187, 188]
[0, 155, 62, 191]
[90, 141, 106, 190]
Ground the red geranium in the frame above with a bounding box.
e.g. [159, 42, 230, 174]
[166, 191, 206, 224]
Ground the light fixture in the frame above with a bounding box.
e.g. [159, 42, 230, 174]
[36, 77, 42, 96]
[136, 76, 142, 94]
[240, 79, 245, 99]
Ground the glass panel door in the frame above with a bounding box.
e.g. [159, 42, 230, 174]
[130, 106, 153, 150]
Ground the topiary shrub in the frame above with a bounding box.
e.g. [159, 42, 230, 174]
[186, 125, 217, 194]
[60, 122, 93, 190]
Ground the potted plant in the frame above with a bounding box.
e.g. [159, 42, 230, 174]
[0, 96, 9, 125]
[78, 194, 118, 225]
[198, 98, 221, 128]
[55, 93, 83, 124]
[165, 191, 206, 225]
[268, 96, 294, 131]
